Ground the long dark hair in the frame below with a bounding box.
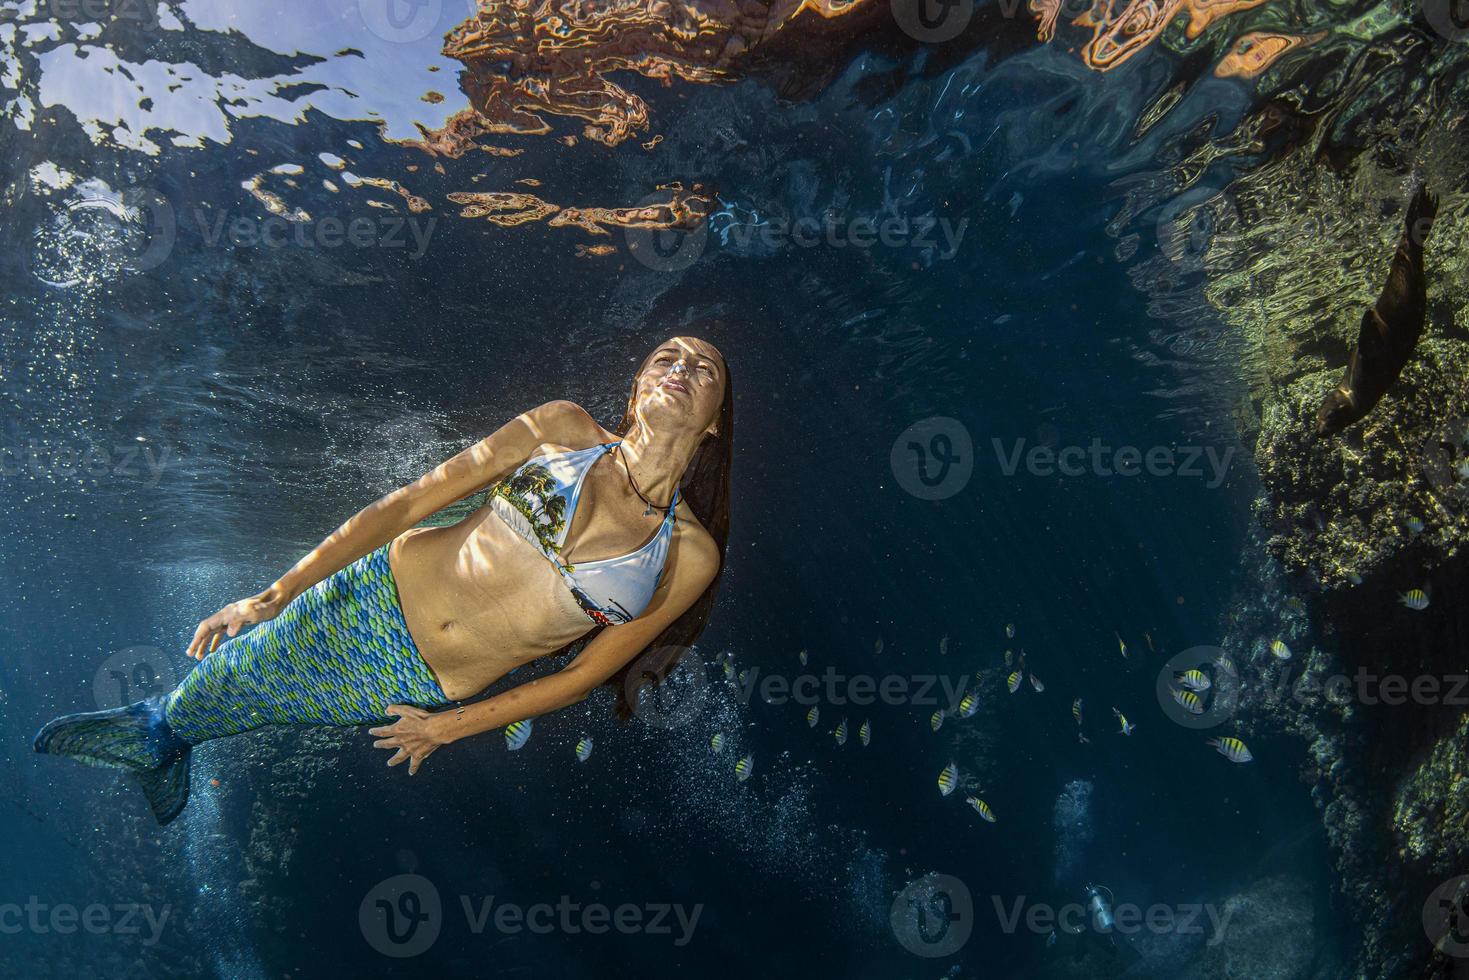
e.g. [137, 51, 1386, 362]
[594, 355, 733, 719]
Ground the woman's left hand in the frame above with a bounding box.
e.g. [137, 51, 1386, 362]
[369, 705, 447, 775]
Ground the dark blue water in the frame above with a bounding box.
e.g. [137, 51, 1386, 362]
[4, 0, 1437, 975]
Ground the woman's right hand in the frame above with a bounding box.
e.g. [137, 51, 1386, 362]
[187, 588, 289, 660]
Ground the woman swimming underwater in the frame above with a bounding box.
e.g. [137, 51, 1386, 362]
[35, 337, 731, 824]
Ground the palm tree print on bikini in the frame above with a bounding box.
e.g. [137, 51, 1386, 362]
[490, 463, 568, 559]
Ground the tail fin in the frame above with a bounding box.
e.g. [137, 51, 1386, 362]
[34, 697, 192, 825]
[1405, 184, 1439, 243]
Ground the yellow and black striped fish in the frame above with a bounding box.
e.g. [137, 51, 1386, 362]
[1205, 736, 1253, 763]
[1072, 698, 1083, 725]
[965, 796, 996, 823]
[505, 719, 533, 751]
[1007, 670, 1022, 694]
[735, 755, 755, 781]
[834, 718, 849, 746]
[1171, 688, 1205, 715]
[938, 761, 958, 796]
[859, 719, 870, 746]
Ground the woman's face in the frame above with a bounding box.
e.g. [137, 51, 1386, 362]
[632, 336, 725, 439]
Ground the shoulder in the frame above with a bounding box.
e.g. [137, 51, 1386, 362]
[524, 400, 607, 445]
[671, 517, 720, 588]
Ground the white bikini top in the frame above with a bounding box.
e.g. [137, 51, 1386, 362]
[488, 442, 678, 626]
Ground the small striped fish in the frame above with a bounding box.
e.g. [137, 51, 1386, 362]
[1270, 639, 1292, 661]
[807, 705, 820, 728]
[1171, 688, 1205, 715]
[1072, 698, 1083, 725]
[938, 761, 959, 796]
[1007, 671, 1022, 694]
[1206, 736, 1253, 763]
[505, 719, 533, 751]
[735, 755, 755, 781]
[1029, 673, 1044, 693]
[858, 719, 870, 746]
[710, 732, 725, 753]
[1400, 589, 1429, 611]
[931, 709, 945, 732]
[957, 694, 979, 719]
[1175, 669, 1211, 692]
[833, 718, 848, 746]
[575, 737, 593, 763]
[965, 796, 996, 823]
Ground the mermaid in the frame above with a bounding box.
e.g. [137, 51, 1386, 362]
[34, 337, 731, 824]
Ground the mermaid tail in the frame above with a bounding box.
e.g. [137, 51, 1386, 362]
[33, 696, 192, 825]
[33, 544, 446, 825]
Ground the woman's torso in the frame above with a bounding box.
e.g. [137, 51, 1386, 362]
[388, 436, 688, 700]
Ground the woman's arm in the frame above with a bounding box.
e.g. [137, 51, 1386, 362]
[185, 399, 593, 659]
[369, 528, 720, 774]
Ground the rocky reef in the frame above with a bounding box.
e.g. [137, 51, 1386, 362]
[1196, 60, 1469, 979]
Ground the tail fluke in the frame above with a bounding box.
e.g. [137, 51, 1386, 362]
[34, 696, 193, 825]
[1405, 183, 1439, 243]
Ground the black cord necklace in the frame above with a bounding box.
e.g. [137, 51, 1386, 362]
[613, 443, 674, 517]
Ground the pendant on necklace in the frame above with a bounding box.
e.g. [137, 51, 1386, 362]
[644, 503, 654, 517]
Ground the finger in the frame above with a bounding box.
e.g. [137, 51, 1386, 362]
[372, 739, 399, 749]
[209, 633, 221, 654]
[187, 622, 208, 659]
[408, 756, 421, 776]
[226, 621, 241, 637]
[386, 749, 408, 767]
[367, 724, 397, 737]
[386, 704, 425, 718]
